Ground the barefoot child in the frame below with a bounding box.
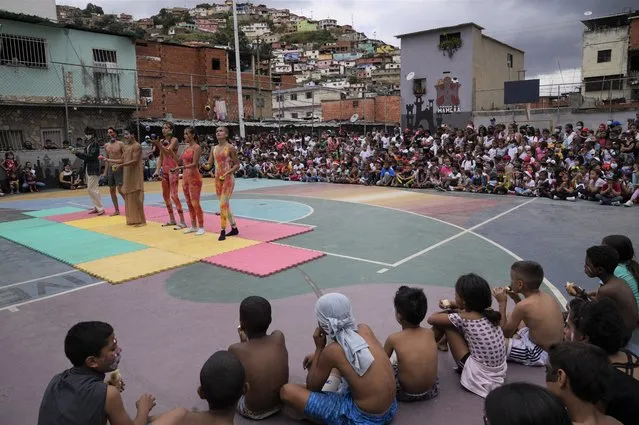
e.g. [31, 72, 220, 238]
[383, 286, 439, 402]
[280, 293, 397, 425]
[151, 351, 247, 425]
[427, 274, 507, 398]
[228, 296, 289, 420]
[492, 261, 564, 367]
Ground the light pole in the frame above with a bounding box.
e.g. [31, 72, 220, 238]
[232, 0, 245, 138]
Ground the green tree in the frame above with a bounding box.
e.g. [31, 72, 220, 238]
[195, 3, 211, 8]
[83, 3, 104, 15]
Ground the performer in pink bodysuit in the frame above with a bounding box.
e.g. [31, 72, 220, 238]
[152, 122, 186, 229]
[160, 127, 205, 236]
[207, 127, 239, 241]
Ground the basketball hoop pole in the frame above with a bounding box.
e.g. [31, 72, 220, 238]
[232, 0, 245, 139]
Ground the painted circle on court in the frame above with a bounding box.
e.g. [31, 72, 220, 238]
[200, 198, 313, 222]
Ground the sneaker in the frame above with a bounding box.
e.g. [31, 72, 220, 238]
[184, 227, 197, 234]
[553, 195, 560, 200]
[600, 200, 604, 205]
[174, 223, 187, 230]
[227, 227, 239, 237]
[612, 201, 621, 206]
[195, 228, 205, 236]
[218, 230, 226, 241]
[567, 196, 576, 202]
[624, 200, 633, 207]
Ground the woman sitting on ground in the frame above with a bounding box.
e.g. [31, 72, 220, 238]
[59, 164, 80, 190]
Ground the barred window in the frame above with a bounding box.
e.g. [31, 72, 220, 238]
[0, 130, 25, 150]
[0, 34, 48, 68]
[93, 49, 117, 63]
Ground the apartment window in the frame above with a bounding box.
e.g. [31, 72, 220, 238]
[290, 93, 297, 100]
[93, 49, 117, 63]
[41, 128, 63, 147]
[305, 91, 312, 99]
[306, 111, 312, 117]
[507, 53, 513, 68]
[0, 130, 24, 150]
[439, 32, 461, 45]
[597, 49, 612, 63]
[0, 34, 47, 68]
[584, 75, 623, 92]
[244, 95, 251, 101]
[291, 112, 299, 118]
[413, 78, 426, 96]
[276, 95, 283, 102]
[353, 100, 359, 107]
[211, 58, 221, 70]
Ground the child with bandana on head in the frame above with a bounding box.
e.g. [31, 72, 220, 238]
[280, 293, 397, 425]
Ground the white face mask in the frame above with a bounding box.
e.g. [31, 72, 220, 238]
[109, 352, 122, 371]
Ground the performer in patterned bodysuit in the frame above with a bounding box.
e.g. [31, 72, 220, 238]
[207, 127, 240, 241]
[153, 122, 187, 229]
[179, 127, 205, 235]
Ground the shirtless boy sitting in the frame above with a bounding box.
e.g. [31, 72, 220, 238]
[151, 351, 247, 425]
[280, 293, 397, 425]
[583, 245, 638, 341]
[383, 286, 439, 402]
[228, 296, 289, 420]
[492, 261, 564, 367]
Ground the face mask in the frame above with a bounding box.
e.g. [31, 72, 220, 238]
[109, 350, 122, 371]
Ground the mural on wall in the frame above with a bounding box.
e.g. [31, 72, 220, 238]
[435, 75, 461, 114]
[405, 77, 436, 132]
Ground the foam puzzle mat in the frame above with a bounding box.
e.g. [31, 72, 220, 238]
[0, 206, 321, 284]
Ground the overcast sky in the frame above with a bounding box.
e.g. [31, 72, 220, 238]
[57, 0, 638, 88]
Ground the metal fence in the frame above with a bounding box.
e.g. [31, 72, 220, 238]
[474, 76, 639, 113]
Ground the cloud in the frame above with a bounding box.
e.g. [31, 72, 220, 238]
[56, 0, 638, 77]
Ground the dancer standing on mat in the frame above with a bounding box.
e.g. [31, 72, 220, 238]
[206, 127, 239, 241]
[104, 127, 125, 216]
[152, 122, 186, 230]
[157, 127, 205, 235]
[104, 130, 146, 226]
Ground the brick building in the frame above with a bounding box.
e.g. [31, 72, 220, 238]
[321, 96, 400, 124]
[135, 40, 273, 122]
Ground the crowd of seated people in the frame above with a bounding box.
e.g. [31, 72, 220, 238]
[37, 232, 639, 425]
[212, 117, 639, 207]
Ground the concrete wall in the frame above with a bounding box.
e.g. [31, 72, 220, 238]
[0, 19, 137, 104]
[474, 35, 525, 111]
[0, 105, 136, 149]
[0, 0, 56, 21]
[582, 27, 628, 78]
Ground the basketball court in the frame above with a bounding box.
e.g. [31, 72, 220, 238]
[0, 179, 637, 425]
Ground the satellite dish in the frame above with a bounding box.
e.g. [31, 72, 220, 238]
[406, 72, 415, 81]
[584, 11, 592, 16]
[350, 113, 359, 123]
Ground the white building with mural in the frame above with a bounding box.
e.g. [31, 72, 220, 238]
[396, 22, 525, 130]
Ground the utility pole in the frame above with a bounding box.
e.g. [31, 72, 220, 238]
[232, 0, 245, 138]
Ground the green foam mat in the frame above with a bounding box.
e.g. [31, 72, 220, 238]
[0, 218, 57, 234]
[0, 220, 148, 264]
[25, 206, 87, 218]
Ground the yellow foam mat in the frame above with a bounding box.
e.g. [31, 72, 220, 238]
[87, 221, 260, 259]
[75, 248, 198, 284]
[66, 215, 127, 230]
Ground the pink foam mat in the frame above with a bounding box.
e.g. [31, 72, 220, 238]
[45, 208, 126, 222]
[147, 211, 313, 242]
[202, 243, 325, 277]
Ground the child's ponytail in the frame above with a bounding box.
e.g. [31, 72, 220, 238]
[482, 308, 502, 326]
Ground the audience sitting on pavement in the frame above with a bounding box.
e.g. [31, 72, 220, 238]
[38, 241, 639, 425]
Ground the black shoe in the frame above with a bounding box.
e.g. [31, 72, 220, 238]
[227, 227, 239, 237]
[218, 230, 226, 241]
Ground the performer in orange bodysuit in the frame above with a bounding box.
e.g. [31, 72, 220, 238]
[207, 127, 239, 241]
[159, 127, 205, 235]
[152, 122, 186, 229]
